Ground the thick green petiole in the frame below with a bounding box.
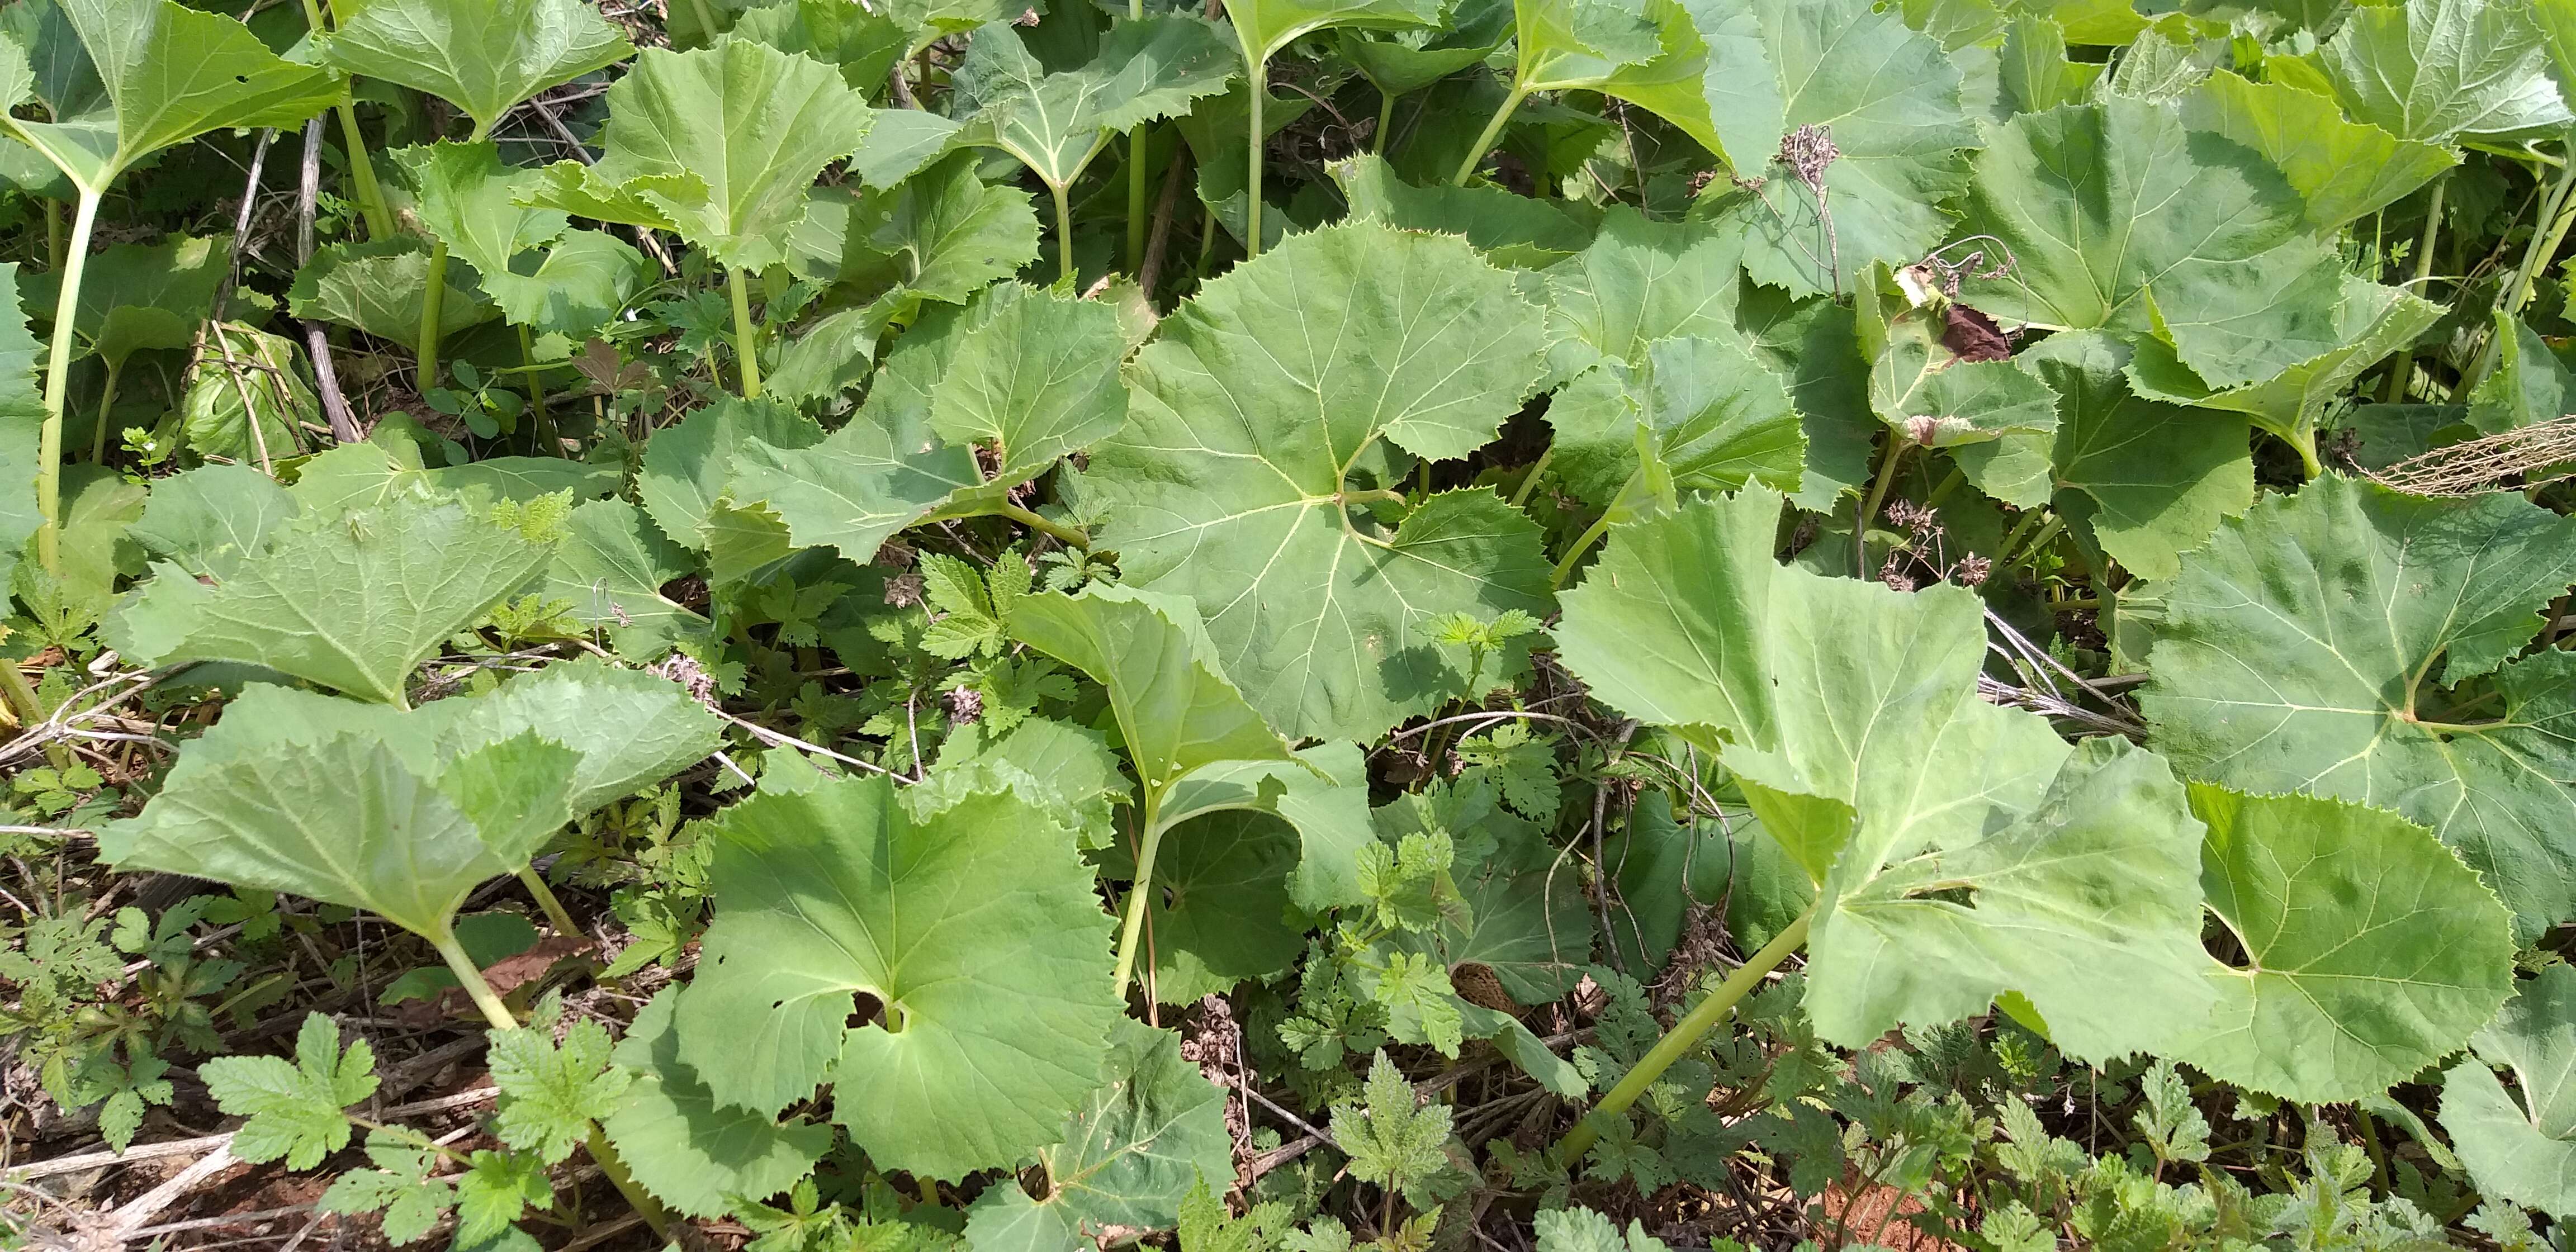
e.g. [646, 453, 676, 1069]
[728, 265, 763, 399]
[432, 924, 674, 1240]
[1109, 791, 1169, 997]
[87, 361, 120, 462]
[34, 188, 102, 576]
[1128, 127, 1150, 272]
[416, 239, 448, 390]
[1053, 181, 1077, 284]
[1452, 85, 1528, 186]
[1550, 511, 1613, 590]
[1246, 72, 1267, 259]
[517, 866, 580, 936]
[1557, 905, 1814, 1164]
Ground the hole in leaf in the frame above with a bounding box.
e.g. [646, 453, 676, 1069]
[846, 992, 887, 1031]
[1904, 884, 1977, 908]
[2204, 922, 2253, 971]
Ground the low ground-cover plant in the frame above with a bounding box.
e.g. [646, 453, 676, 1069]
[8, 0, 2576, 1246]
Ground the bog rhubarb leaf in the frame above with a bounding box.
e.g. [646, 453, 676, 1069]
[960, 1019, 1234, 1250]
[2178, 785, 2515, 1103]
[110, 488, 555, 706]
[2441, 964, 2576, 1218]
[1959, 97, 2345, 391]
[952, 16, 1236, 193]
[2022, 330, 2251, 582]
[1088, 221, 1552, 741]
[2320, 0, 2573, 145]
[673, 766, 1121, 1179]
[604, 990, 832, 1220]
[1556, 486, 2215, 1059]
[2142, 475, 2576, 942]
[321, 0, 633, 139]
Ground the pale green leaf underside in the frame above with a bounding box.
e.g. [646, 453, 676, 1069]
[324, 0, 633, 137]
[2441, 963, 2576, 1218]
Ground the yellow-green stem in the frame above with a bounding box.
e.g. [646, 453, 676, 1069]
[517, 866, 580, 936]
[87, 361, 119, 462]
[430, 925, 674, 1242]
[516, 324, 550, 448]
[1452, 85, 1528, 186]
[1128, 127, 1150, 272]
[1000, 500, 1089, 548]
[1375, 89, 1397, 154]
[296, 0, 393, 240]
[35, 189, 101, 576]
[0, 660, 69, 770]
[1109, 797, 1167, 996]
[1557, 906, 1813, 1164]
[1052, 181, 1076, 284]
[1246, 72, 1267, 259]
[728, 265, 763, 399]
[1508, 443, 1554, 509]
[417, 239, 448, 390]
[1854, 438, 1908, 578]
[1549, 511, 1613, 590]
[2380, 172, 2447, 404]
[44, 197, 60, 273]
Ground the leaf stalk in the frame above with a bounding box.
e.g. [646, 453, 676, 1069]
[417, 239, 449, 391]
[1556, 904, 1813, 1164]
[1451, 85, 1528, 187]
[34, 188, 102, 575]
[728, 264, 763, 399]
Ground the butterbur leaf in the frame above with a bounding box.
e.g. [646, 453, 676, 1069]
[1, 0, 335, 193]
[2142, 475, 2576, 941]
[673, 769, 1120, 1178]
[320, 0, 633, 139]
[489, 1014, 632, 1164]
[2441, 964, 2576, 1218]
[1227, 0, 1441, 66]
[604, 990, 832, 1219]
[1540, 206, 1745, 378]
[639, 397, 823, 550]
[2022, 330, 2251, 582]
[2123, 277, 2442, 472]
[952, 16, 1235, 192]
[1091, 222, 1552, 741]
[2180, 72, 2455, 234]
[1119, 811, 1306, 1004]
[960, 1019, 1233, 1249]
[525, 37, 872, 271]
[1694, 0, 1978, 298]
[543, 499, 712, 651]
[0, 264, 40, 595]
[111, 489, 555, 706]
[1855, 263, 2058, 458]
[1961, 97, 2345, 391]
[727, 380, 978, 565]
[1510, 0, 1724, 162]
[100, 725, 579, 939]
[290, 239, 497, 352]
[2320, 0, 2572, 145]
[1333, 153, 1599, 268]
[2466, 310, 2576, 436]
[1162, 743, 1377, 912]
[391, 141, 568, 285]
[2177, 785, 2515, 1103]
[201, 1014, 379, 1170]
[1556, 487, 2214, 1059]
[51, 233, 226, 371]
[415, 656, 723, 814]
[1007, 584, 1294, 791]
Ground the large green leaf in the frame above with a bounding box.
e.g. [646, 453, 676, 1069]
[638, 397, 822, 550]
[525, 37, 873, 271]
[2142, 475, 2576, 942]
[1556, 487, 2214, 1059]
[2465, 309, 2576, 436]
[1546, 334, 1805, 508]
[1855, 263, 2059, 462]
[2440, 964, 2576, 1219]
[2320, 0, 2572, 145]
[128, 463, 298, 580]
[2123, 278, 2443, 470]
[1229, 0, 1442, 66]
[387, 139, 643, 335]
[604, 990, 832, 1220]
[1, 0, 335, 192]
[1541, 205, 1741, 378]
[1333, 153, 1599, 268]
[2181, 72, 2456, 233]
[960, 1019, 1233, 1250]
[1116, 810, 1307, 1004]
[51, 233, 225, 370]
[0, 264, 44, 594]
[1959, 97, 2345, 391]
[1693, 0, 1977, 298]
[110, 488, 555, 706]
[413, 657, 722, 815]
[1509, 0, 1722, 159]
[321, 0, 633, 139]
[1008, 584, 1297, 793]
[2178, 785, 2515, 1103]
[1338, 0, 1514, 96]
[288, 239, 496, 352]
[673, 767, 1121, 1179]
[100, 703, 576, 940]
[543, 498, 712, 652]
[2021, 330, 2250, 582]
[1090, 221, 1552, 741]
[952, 16, 1235, 191]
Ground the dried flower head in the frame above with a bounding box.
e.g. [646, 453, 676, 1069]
[946, 686, 984, 724]
[1779, 123, 1839, 191]
[648, 652, 718, 708]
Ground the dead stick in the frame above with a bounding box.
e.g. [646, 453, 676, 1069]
[1136, 144, 1192, 300]
[298, 116, 361, 443]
